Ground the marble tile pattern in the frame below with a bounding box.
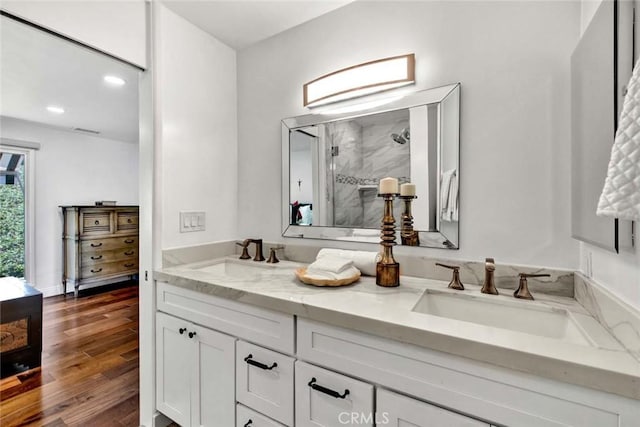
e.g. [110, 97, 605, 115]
[575, 273, 640, 362]
[155, 254, 640, 401]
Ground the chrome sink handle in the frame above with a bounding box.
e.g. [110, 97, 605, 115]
[514, 273, 551, 300]
[435, 262, 464, 290]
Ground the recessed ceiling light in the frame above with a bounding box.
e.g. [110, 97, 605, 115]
[46, 105, 65, 114]
[104, 75, 126, 86]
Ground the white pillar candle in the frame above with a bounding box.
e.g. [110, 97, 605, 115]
[400, 183, 416, 196]
[379, 177, 399, 194]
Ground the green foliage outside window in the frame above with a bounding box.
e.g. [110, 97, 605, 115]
[0, 169, 25, 278]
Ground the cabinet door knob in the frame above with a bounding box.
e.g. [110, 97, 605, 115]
[243, 420, 253, 427]
[307, 377, 350, 399]
[91, 268, 103, 273]
[188, 331, 196, 339]
[91, 242, 103, 247]
[179, 328, 187, 335]
[244, 354, 278, 370]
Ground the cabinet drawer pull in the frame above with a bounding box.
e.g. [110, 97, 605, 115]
[124, 263, 135, 268]
[127, 218, 132, 223]
[243, 420, 252, 427]
[124, 250, 134, 256]
[307, 377, 349, 399]
[188, 331, 197, 339]
[91, 255, 102, 260]
[179, 328, 186, 335]
[90, 242, 103, 247]
[94, 220, 100, 225]
[244, 354, 278, 370]
[124, 239, 134, 244]
[91, 268, 103, 273]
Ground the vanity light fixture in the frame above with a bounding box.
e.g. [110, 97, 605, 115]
[303, 53, 415, 108]
[46, 105, 65, 114]
[103, 75, 126, 86]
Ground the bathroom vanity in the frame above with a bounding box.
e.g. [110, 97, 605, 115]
[154, 255, 640, 427]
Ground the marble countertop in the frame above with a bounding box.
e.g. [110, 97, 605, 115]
[155, 257, 640, 401]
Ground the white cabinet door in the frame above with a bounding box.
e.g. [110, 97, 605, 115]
[156, 312, 192, 427]
[377, 389, 490, 427]
[192, 323, 236, 427]
[236, 341, 294, 426]
[295, 361, 374, 427]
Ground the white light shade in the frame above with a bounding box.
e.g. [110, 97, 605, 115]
[46, 105, 64, 114]
[304, 54, 415, 107]
[104, 75, 126, 86]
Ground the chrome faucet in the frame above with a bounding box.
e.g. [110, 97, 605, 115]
[237, 239, 265, 262]
[480, 258, 499, 294]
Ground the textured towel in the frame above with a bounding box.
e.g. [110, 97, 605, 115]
[316, 249, 378, 276]
[597, 60, 640, 221]
[305, 265, 361, 281]
[307, 256, 353, 274]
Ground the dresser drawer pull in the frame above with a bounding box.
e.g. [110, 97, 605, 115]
[243, 420, 253, 427]
[244, 354, 278, 370]
[90, 243, 103, 248]
[124, 263, 135, 268]
[127, 218, 132, 223]
[124, 250, 134, 256]
[124, 239, 135, 244]
[307, 377, 349, 399]
[91, 268, 103, 273]
[91, 255, 102, 260]
[94, 220, 100, 225]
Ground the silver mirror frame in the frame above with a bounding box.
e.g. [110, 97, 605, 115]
[281, 83, 460, 249]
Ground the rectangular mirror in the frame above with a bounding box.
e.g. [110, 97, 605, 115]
[282, 83, 460, 249]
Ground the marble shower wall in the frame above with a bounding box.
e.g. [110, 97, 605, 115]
[327, 112, 411, 228]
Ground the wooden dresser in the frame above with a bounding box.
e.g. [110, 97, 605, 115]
[61, 205, 139, 297]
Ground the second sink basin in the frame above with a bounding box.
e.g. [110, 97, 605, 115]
[195, 258, 276, 279]
[412, 290, 593, 347]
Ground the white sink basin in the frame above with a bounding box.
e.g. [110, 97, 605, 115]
[195, 259, 276, 279]
[412, 290, 593, 347]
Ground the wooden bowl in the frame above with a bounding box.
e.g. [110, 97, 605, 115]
[294, 267, 360, 287]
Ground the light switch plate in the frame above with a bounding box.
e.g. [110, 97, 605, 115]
[180, 211, 206, 232]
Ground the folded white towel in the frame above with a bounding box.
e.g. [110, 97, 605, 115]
[316, 249, 378, 276]
[307, 256, 354, 274]
[305, 265, 361, 281]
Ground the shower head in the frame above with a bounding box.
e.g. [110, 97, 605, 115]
[391, 128, 410, 144]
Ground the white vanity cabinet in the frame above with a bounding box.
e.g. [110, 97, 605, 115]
[377, 389, 490, 427]
[156, 312, 236, 427]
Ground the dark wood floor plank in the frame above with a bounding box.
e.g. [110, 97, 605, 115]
[0, 283, 139, 427]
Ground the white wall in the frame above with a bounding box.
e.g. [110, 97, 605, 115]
[0, 116, 139, 296]
[1, 0, 147, 68]
[155, 4, 238, 250]
[237, 0, 581, 269]
[578, 0, 640, 311]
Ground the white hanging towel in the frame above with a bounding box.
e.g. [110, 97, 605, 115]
[440, 169, 457, 221]
[596, 61, 640, 221]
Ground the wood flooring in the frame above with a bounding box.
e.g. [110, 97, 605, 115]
[0, 282, 139, 427]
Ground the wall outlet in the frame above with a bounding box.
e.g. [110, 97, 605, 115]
[180, 211, 205, 232]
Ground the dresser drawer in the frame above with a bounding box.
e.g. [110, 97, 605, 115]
[236, 341, 294, 426]
[81, 236, 138, 252]
[157, 282, 295, 354]
[237, 404, 286, 427]
[116, 210, 138, 233]
[295, 361, 374, 427]
[81, 210, 111, 235]
[81, 247, 138, 266]
[81, 260, 137, 279]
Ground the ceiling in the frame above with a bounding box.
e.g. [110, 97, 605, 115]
[161, 0, 354, 50]
[0, 16, 140, 143]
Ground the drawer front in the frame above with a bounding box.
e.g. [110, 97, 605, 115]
[157, 281, 295, 354]
[116, 210, 138, 233]
[81, 247, 138, 266]
[236, 341, 294, 425]
[81, 236, 138, 252]
[81, 260, 138, 279]
[297, 319, 622, 427]
[295, 361, 374, 427]
[237, 404, 286, 427]
[81, 210, 111, 235]
[377, 389, 489, 427]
